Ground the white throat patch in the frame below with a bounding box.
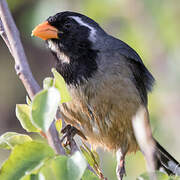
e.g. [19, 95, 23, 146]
[70, 16, 97, 42]
[47, 40, 70, 64]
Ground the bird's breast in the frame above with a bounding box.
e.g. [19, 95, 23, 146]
[59, 59, 143, 152]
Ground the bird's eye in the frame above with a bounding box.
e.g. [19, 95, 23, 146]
[48, 16, 53, 23]
[64, 22, 71, 29]
[47, 16, 56, 24]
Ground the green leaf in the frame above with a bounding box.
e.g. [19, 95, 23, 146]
[52, 68, 71, 103]
[80, 146, 95, 167]
[40, 156, 69, 180]
[40, 152, 87, 180]
[21, 174, 39, 180]
[31, 87, 60, 132]
[67, 151, 87, 180]
[26, 96, 31, 106]
[43, 77, 54, 89]
[81, 143, 99, 167]
[137, 171, 173, 180]
[0, 132, 32, 150]
[0, 141, 55, 180]
[16, 104, 39, 132]
[91, 149, 100, 166]
[82, 170, 100, 180]
[55, 119, 62, 134]
[171, 176, 180, 180]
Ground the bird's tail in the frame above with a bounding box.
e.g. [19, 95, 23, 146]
[155, 140, 180, 176]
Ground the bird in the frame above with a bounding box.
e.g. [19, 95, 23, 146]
[32, 11, 180, 179]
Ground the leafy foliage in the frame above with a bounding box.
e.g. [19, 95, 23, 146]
[16, 69, 69, 133]
[16, 104, 39, 132]
[31, 87, 60, 132]
[55, 118, 63, 134]
[0, 132, 32, 150]
[52, 68, 71, 103]
[82, 170, 100, 180]
[0, 141, 55, 180]
[137, 171, 180, 180]
[0, 70, 100, 180]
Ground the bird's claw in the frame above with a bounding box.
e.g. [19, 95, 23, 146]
[60, 124, 86, 147]
[116, 159, 126, 180]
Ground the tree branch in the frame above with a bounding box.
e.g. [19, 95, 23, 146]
[0, 0, 66, 155]
[0, 18, 12, 54]
[0, 0, 40, 98]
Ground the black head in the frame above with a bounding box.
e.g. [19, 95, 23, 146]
[47, 11, 104, 44]
[33, 11, 107, 85]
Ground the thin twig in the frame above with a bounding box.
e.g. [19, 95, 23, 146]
[132, 105, 157, 180]
[0, 0, 40, 98]
[0, 0, 65, 155]
[47, 120, 66, 155]
[0, 18, 12, 54]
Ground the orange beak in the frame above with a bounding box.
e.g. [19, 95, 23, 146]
[32, 21, 59, 40]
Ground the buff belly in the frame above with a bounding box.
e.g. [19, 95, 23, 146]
[60, 79, 142, 153]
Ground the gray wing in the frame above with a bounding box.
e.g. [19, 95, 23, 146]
[117, 39, 155, 105]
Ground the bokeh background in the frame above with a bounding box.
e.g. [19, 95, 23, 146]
[0, 0, 180, 179]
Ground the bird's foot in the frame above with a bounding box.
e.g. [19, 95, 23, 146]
[116, 159, 126, 180]
[61, 124, 86, 147]
[116, 148, 127, 180]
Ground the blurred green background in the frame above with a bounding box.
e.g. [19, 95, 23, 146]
[0, 0, 180, 179]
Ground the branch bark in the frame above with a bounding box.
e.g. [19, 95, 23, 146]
[0, 0, 66, 155]
[0, 18, 12, 54]
[0, 0, 40, 98]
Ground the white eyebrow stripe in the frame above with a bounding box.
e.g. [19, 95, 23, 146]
[70, 16, 97, 42]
